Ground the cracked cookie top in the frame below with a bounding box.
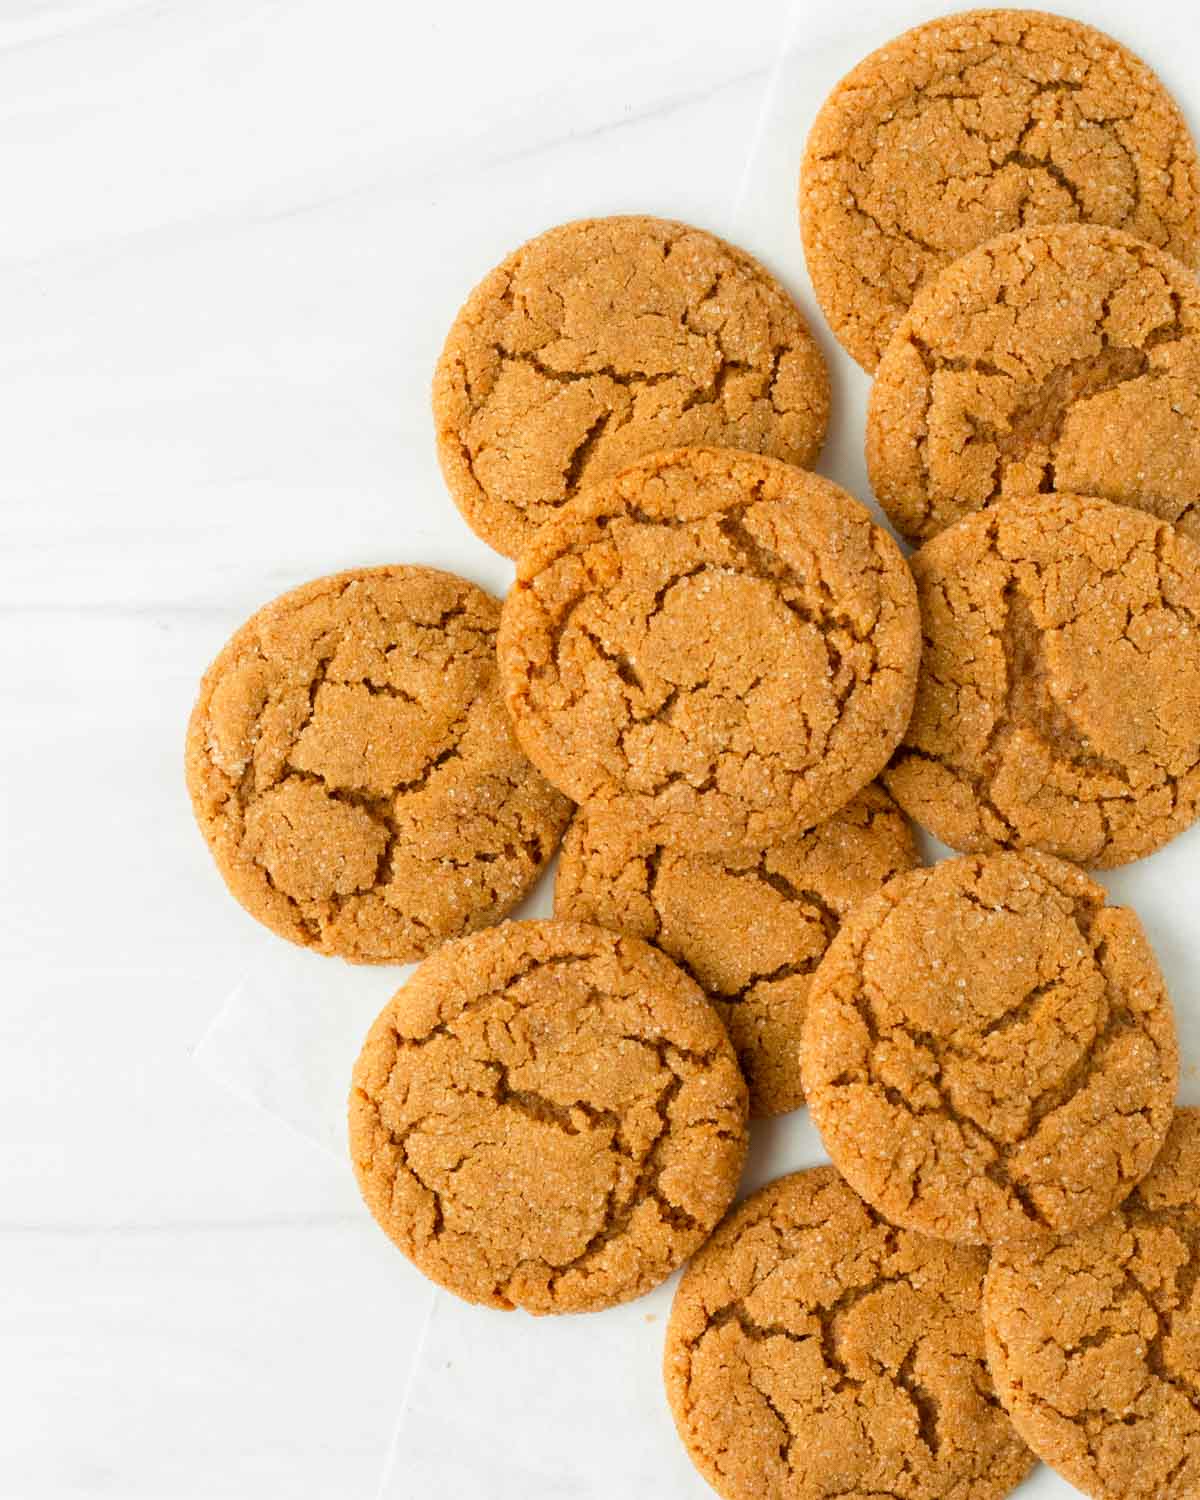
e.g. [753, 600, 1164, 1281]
[185, 567, 572, 963]
[554, 782, 918, 1117]
[984, 1108, 1200, 1500]
[866, 223, 1200, 544]
[663, 1167, 1035, 1500]
[433, 216, 830, 558]
[348, 920, 748, 1313]
[885, 492, 1200, 867]
[802, 12, 1200, 372]
[803, 851, 1178, 1247]
[497, 447, 921, 853]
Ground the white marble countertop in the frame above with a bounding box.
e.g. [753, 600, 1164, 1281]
[4, 1, 1199, 1496]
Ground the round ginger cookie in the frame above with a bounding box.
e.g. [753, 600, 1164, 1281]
[802, 11, 1200, 372]
[803, 851, 1179, 1246]
[348, 920, 748, 1313]
[433, 215, 830, 558]
[185, 567, 571, 963]
[664, 1168, 1035, 1500]
[867, 223, 1200, 544]
[554, 782, 918, 1117]
[885, 492, 1200, 867]
[984, 1109, 1200, 1500]
[498, 447, 921, 854]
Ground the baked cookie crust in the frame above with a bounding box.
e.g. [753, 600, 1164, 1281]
[349, 920, 748, 1312]
[885, 492, 1200, 867]
[665, 1168, 1035, 1500]
[186, 566, 571, 962]
[499, 446, 920, 853]
[434, 216, 829, 557]
[803, 851, 1178, 1245]
[803, 13, 1200, 371]
[867, 225, 1200, 544]
[554, 783, 917, 1116]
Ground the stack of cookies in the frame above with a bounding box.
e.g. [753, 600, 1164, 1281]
[184, 10, 1200, 1500]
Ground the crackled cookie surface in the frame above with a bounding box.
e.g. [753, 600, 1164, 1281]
[885, 493, 1200, 866]
[499, 447, 920, 853]
[664, 1168, 1034, 1500]
[803, 851, 1178, 1246]
[554, 783, 917, 1116]
[434, 216, 830, 557]
[802, 12, 1200, 372]
[185, 567, 571, 963]
[985, 1109, 1200, 1500]
[867, 224, 1200, 544]
[349, 920, 748, 1313]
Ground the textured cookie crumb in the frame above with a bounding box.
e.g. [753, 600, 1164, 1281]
[498, 446, 921, 853]
[885, 492, 1200, 867]
[433, 215, 830, 557]
[867, 223, 1200, 544]
[349, 920, 748, 1313]
[185, 567, 571, 963]
[664, 1168, 1035, 1500]
[554, 783, 918, 1116]
[803, 11, 1200, 370]
[802, 850, 1178, 1246]
[984, 1108, 1200, 1500]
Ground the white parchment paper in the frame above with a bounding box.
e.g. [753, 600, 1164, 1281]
[195, 6, 1200, 1495]
[193, 941, 409, 1162]
[378, 5, 1200, 1492]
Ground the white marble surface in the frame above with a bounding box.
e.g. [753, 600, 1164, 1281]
[5, 1, 1200, 1497]
[1, 2, 792, 1496]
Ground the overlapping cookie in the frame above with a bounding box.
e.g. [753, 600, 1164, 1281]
[186, 566, 571, 962]
[435, 216, 830, 557]
[803, 12, 1200, 370]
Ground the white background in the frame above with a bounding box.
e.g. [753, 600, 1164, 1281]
[3, 1, 1198, 1497]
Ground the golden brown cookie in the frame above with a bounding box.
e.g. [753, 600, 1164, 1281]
[984, 1108, 1200, 1500]
[433, 216, 830, 557]
[664, 1167, 1035, 1500]
[185, 567, 571, 963]
[802, 12, 1200, 371]
[554, 783, 918, 1117]
[866, 223, 1200, 544]
[803, 851, 1178, 1247]
[348, 920, 748, 1313]
[498, 446, 921, 853]
[885, 492, 1200, 867]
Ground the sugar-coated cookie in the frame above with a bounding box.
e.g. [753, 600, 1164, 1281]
[186, 567, 571, 962]
[803, 851, 1178, 1245]
[554, 782, 917, 1116]
[885, 492, 1200, 866]
[803, 13, 1200, 370]
[664, 1168, 1035, 1500]
[498, 446, 920, 853]
[867, 224, 1200, 544]
[349, 920, 748, 1313]
[985, 1109, 1200, 1500]
[434, 216, 829, 557]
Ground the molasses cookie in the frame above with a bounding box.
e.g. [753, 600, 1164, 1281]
[185, 567, 571, 963]
[554, 782, 918, 1116]
[434, 216, 830, 557]
[664, 1168, 1035, 1500]
[803, 12, 1200, 371]
[349, 920, 748, 1313]
[803, 851, 1178, 1245]
[885, 492, 1200, 867]
[867, 223, 1200, 544]
[498, 447, 921, 853]
[984, 1108, 1200, 1500]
